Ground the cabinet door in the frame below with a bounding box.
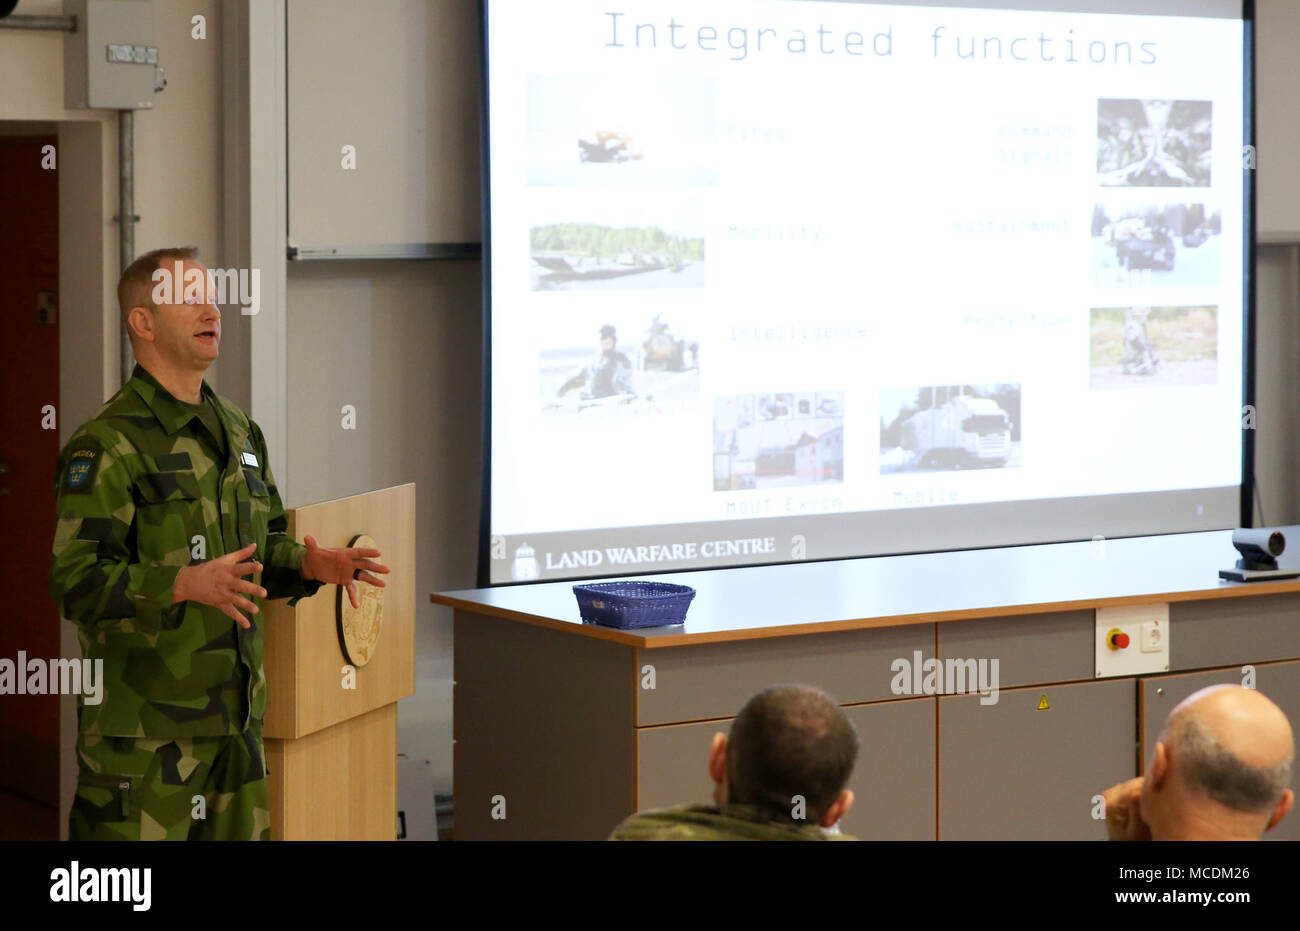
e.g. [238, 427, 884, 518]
[939, 679, 1135, 839]
[1140, 660, 1300, 841]
[637, 697, 936, 840]
[637, 625, 935, 726]
[937, 610, 1093, 689]
[1169, 593, 1300, 670]
[636, 718, 728, 817]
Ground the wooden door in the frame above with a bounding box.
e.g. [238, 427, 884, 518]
[0, 133, 61, 819]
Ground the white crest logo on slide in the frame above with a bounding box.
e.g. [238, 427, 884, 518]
[511, 543, 539, 581]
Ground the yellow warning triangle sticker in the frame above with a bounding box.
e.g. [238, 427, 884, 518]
[1036, 694, 1051, 711]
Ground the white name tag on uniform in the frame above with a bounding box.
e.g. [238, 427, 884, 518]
[242, 451, 259, 467]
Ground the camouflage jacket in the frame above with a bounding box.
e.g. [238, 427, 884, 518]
[609, 804, 856, 841]
[50, 364, 322, 738]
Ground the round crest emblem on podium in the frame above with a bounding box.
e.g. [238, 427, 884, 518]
[336, 533, 384, 666]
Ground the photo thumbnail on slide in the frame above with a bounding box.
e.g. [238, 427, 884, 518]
[1090, 201, 1220, 286]
[713, 392, 844, 491]
[526, 74, 718, 187]
[1089, 305, 1218, 390]
[880, 384, 1021, 474]
[540, 313, 700, 418]
[1097, 99, 1212, 187]
[530, 221, 706, 291]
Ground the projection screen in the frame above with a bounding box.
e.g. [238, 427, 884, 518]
[480, 0, 1253, 585]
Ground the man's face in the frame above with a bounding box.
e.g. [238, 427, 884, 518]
[149, 259, 221, 370]
[600, 337, 615, 354]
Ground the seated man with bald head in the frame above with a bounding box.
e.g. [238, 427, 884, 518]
[609, 684, 859, 840]
[1103, 685, 1294, 841]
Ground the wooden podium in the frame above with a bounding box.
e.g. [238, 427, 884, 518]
[261, 484, 415, 840]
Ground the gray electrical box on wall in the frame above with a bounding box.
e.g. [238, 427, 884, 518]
[63, 0, 157, 110]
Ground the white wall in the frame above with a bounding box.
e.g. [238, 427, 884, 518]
[1253, 245, 1300, 526]
[285, 259, 482, 793]
[132, 0, 225, 330]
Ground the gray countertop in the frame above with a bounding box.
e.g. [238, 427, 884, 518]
[431, 526, 1300, 647]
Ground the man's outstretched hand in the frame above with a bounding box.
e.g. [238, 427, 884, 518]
[301, 534, 390, 609]
[173, 542, 266, 630]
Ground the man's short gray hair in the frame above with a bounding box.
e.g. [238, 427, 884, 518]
[1166, 715, 1293, 812]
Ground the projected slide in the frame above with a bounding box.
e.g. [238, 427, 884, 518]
[485, 0, 1248, 584]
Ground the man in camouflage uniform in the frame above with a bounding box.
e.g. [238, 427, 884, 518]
[610, 684, 859, 841]
[1121, 306, 1160, 376]
[556, 324, 633, 400]
[51, 246, 389, 840]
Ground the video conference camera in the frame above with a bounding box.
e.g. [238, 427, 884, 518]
[1219, 528, 1299, 582]
[1232, 528, 1286, 569]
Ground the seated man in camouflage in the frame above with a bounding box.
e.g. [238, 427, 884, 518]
[610, 684, 858, 840]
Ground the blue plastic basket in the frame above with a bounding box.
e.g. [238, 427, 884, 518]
[572, 580, 696, 629]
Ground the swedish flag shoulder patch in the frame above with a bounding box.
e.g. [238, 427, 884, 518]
[63, 444, 101, 493]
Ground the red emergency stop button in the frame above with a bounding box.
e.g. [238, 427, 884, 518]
[1107, 628, 1130, 650]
